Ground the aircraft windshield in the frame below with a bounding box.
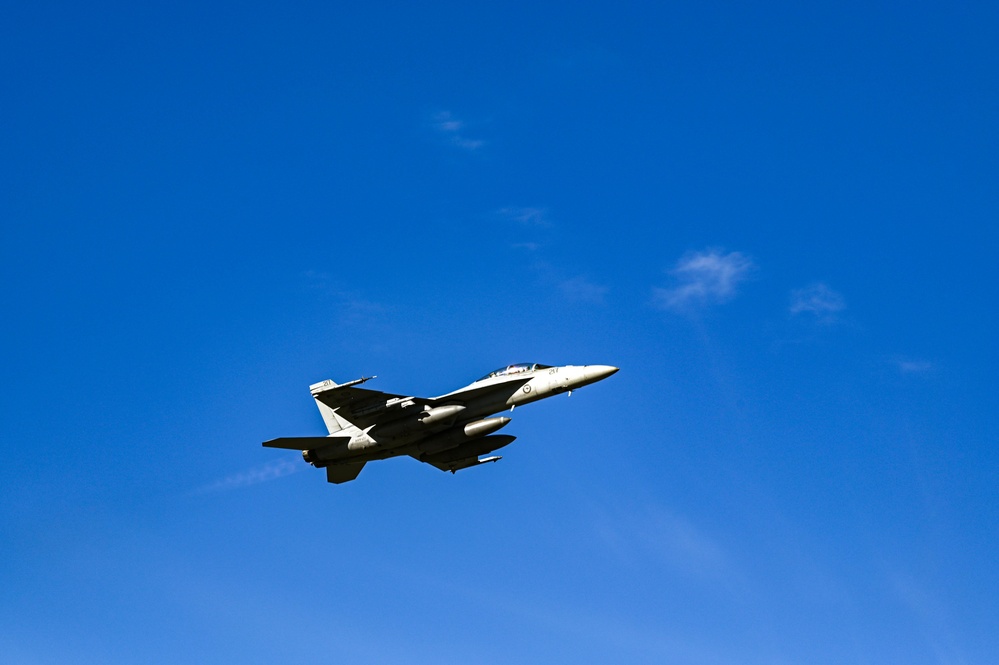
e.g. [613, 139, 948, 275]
[477, 363, 552, 382]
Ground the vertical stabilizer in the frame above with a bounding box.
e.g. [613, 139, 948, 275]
[309, 380, 353, 434]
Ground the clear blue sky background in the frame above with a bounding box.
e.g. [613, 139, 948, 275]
[2, 1, 997, 663]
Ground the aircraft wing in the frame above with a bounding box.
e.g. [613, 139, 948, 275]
[421, 455, 502, 473]
[309, 375, 532, 431]
[312, 384, 422, 430]
[413, 434, 516, 473]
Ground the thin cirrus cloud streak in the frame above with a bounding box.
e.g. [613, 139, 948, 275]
[191, 459, 300, 495]
[495, 206, 609, 304]
[559, 275, 609, 304]
[896, 359, 933, 374]
[652, 249, 755, 311]
[591, 500, 736, 584]
[790, 283, 846, 319]
[432, 110, 484, 150]
[495, 206, 551, 227]
[304, 270, 389, 328]
[888, 570, 965, 664]
[466, 586, 728, 663]
[500, 207, 549, 251]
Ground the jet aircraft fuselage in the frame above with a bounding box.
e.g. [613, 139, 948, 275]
[263, 363, 618, 484]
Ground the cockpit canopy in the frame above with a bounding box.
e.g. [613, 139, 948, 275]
[477, 363, 552, 382]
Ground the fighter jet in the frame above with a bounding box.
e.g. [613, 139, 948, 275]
[263, 363, 618, 484]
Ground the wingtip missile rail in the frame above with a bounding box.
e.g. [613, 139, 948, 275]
[310, 376, 377, 394]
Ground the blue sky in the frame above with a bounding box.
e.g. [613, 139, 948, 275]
[2, 1, 997, 663]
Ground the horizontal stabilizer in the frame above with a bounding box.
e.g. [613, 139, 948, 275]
[327, 462, 365, 484]
[262, 436, 349, 450]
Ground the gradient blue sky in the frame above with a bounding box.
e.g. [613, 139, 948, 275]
[3, 1, 997, 663]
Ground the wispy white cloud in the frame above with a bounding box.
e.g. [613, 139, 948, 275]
[643, 510, 729, 578]
[896, 358, 933, 374]
[588, 498, 727, 577]
[559, 275, 609, 304]
[499, 207, 551, 252]
[652, 249, 754, 311]
[888, 570, 965, 665]
[431, 110, 484, 150]
[790, 283, 846, 320]
[303, 271, 389, 328]
[460, 587, 730, 663]
[192, 459, 300, 495]
[495, 206, 551, 227]
[496, 206, 608, 304]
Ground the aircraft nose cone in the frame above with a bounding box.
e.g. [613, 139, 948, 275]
[583, 365, 619, 383]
